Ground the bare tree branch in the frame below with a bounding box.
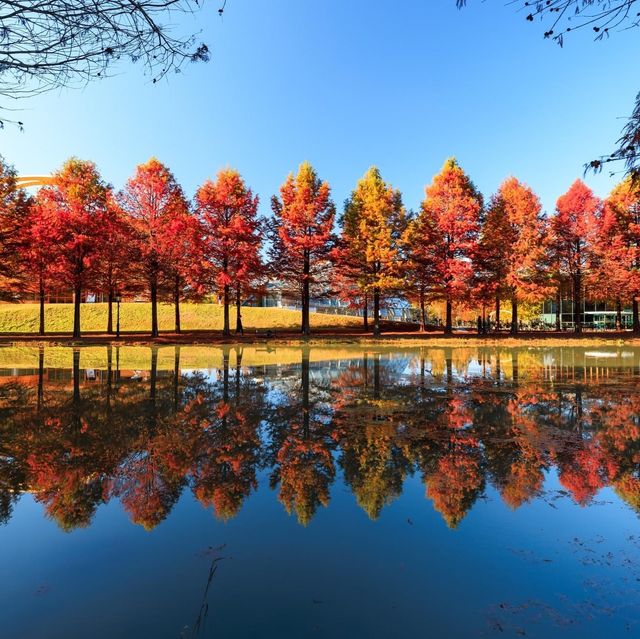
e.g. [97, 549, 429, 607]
[0, 1, 218, 127]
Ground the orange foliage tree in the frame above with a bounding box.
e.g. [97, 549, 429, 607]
[601, 177, 640, 331]
[475, 177, 547, 333]
[409, 159, 482, 334]
[549, 180, 601, 334]
[340, 167, 406, 336]
[269, 162, 335, 335]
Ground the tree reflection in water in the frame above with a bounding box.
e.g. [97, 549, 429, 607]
[0, 345, 639, 530]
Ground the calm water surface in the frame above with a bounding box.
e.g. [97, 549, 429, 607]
[0, 344, 639, 638]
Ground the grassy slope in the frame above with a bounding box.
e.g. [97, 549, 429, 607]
[0, 303, 360, 334]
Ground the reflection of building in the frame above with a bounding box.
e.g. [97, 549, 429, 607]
[540, 299, 633, 329]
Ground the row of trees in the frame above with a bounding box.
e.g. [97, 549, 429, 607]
[1, 154, 640, 337]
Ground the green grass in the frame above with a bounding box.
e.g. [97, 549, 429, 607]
[0, 302, 361, 334]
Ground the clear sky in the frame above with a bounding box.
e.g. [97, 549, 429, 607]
[2, 0, 638, 216]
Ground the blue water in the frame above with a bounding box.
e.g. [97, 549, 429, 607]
[0, 345, 638, 638]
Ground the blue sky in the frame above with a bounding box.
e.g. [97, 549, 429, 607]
[2, 0, 638, 215]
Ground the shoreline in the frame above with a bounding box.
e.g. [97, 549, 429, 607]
[1, 329, 639, 348]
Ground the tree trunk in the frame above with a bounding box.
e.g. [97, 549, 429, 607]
[73, 348, 80, 404]
[510, 295, 518, 335]
[174, 274, 181, 334]
[573, 274, 582, 334]
[223, 283, 230, 337]
[222, 349, 230, 404]
[495, 293, 500, 331]
[302, 251, 310, 335]
[37, 347, 44, 411]
[363, 292, 369, 331]
[419, 288, 427, 332]
[150, 347, 158, 402]
[445, 347, 453, 384]
[235, 346, 243, 400]
[633, 298, 640, 333]
[373, 354, 380, 399]
[555, 289, 561, 331]
[302, 348, 310, 436]
[150, 279, 159, 338]
[235, 283, 244, 334]
[39, 277, 45, 336]
[73, 281, 82, 338]
[107, 289, 114, 334]
[616, 298, 622, 331]
[173, 346, 181, 410]
[444, 297, 453, 335]
[373, 288, 381, 336]
[106, 344, 113, 414]
[363, 352, 368, 388]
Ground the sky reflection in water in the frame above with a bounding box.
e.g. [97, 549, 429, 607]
[0, 344, 638, 638]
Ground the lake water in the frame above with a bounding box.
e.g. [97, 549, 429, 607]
[0, 344, 638, 638]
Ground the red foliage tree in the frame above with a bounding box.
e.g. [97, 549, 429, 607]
[589, 197, 635, 329]
[411, 158, 482, 334]
[269, 162, 335, 335]
[162, 204, 205, 333]
[22, 196, 59, 334]
[91, 193, 136, 333]
[119, 158, 190, 337]
[475, 177, 547, 333]
[196, 169, 261, 336]
[0, 155, 31, 300]
[36, 158, 110, 338]
[602, 177, 640, 331]
[549, 180, 601, 334]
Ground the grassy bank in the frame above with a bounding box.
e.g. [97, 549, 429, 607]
[0, 302, 360, 334]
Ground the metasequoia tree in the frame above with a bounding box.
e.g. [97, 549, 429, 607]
[475, 177, 547, 334]
[92, 194, 135, 334]
[588, 199, 630, 330]
[402, 215, 437, 332]
[341, 167, 405, 336]
[196, 169, 261, 336]
[0, 1, 211, 126]
[602, 177, 640, 331]
[163, 205, 205, 334]
[119, 158, 190, 337]
[549, 180, 601, 334]
[0, 155, 30, 299]
[22, 195, 59, 335]
[411, 159, 482, 335]
[36, 159, 109, 338]
[269, 162, 335, 335]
